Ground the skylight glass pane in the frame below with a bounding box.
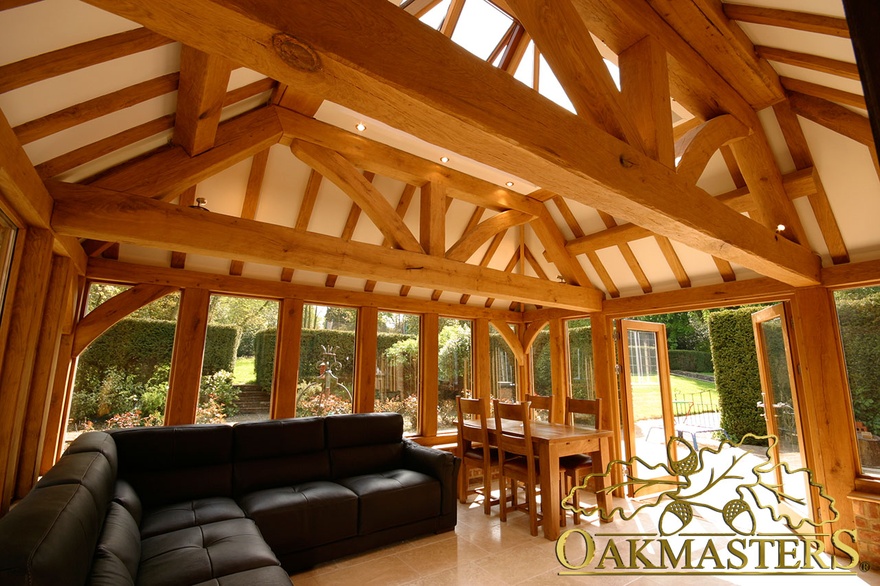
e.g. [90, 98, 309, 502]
[513, 41, 535, 87]
[450, 0, 513, 61]
[419, 0, 451, 31]
[538, 54, 576, 113]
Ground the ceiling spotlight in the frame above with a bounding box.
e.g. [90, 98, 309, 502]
[189, 197, 209, 212]
[505, 181, 515, 187]
[776, 224, 786, 232]
[440, 156, 449, 163]
[355, 122, 366, 132]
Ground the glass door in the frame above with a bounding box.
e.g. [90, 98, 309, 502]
[751, 304, 812, 525]
[618, 319, 681, 496]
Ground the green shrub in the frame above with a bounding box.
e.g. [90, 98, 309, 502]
[707, 307, 767, 443]
[669, 350, 713, 373]
[835, 292, 880, 436]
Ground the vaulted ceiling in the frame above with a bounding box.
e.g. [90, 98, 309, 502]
[1, 0, 877, 313]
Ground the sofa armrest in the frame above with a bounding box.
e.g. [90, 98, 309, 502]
[402, 440, 460, 517]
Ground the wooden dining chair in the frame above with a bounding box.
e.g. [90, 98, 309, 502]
[456, 396, 498, 515]
[493, 399, 542, 536]
[525, 393, 553, 422]
[560, 396, 603, 524]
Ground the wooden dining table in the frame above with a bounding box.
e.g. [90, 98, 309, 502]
[469, 419, 614, 540]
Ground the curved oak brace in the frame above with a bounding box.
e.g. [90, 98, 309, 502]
[290, 140, 424, 253]
[522, 319, 549, 354]
[72, 284, 178, 356]
[489, 319, 525, 365]
[675, 114, 749, 184]
[445, 210, 533, 262]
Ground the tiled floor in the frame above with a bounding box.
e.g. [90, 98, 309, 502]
[290, 488, 880, 585]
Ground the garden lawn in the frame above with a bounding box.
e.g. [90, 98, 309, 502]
[631, 374, 719, 421]
[233, 356, 257, 385]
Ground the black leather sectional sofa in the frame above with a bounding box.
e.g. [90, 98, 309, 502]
[0, 412, 459, 585]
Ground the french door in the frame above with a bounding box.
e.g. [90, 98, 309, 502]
[751, 304, 813, 526]
[618, 319, 682, 497]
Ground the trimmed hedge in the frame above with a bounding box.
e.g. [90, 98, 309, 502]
[707, 307, 767, 443]
[836, 292, 880, 436]
[669, 350, 713, 373]
[77, 318, 240, 379]
[72, 318, 240, 424]
[254, 328, 411, 391]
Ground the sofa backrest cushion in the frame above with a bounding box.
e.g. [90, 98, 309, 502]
[35, 451, 115, 535]
[112, 480, 143, 526]
[87, 502, 141, 586]
[65, 431, 118, 477]
[232, 417, 330, 495]
[0, 484, 104, 586]
[108, 424, 234, 508]
[326, 413, 404, 478]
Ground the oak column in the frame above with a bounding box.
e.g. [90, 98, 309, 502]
[789, 287, 857, 534]
[474, 318, 491, 400]
[16, 255, 75, 497]
[270, 297, 303, 419]
[165, 287, 210, 425]
[354, 306, 378, 413]
[420, 313, 439, 437]
[0, 228, 54, 513]
[548, 318, 569, 423]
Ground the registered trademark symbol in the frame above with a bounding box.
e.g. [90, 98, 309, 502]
[860, 561, 871, 572]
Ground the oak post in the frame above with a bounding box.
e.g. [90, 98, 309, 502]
[789, 287, 857, 535]
[548, 318, 569, 424]
[420, 313, 439, 437]
[270, 297, 303, 419]
[165, 287, 210, 425]
[0, 228, 54, 514]
[354, 306, 378, 413]
[40, 334, 75, 474]
[16, 255, 74, 497]
[473, 318, 491, 400]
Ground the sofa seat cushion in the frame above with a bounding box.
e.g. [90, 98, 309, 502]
[190, 565, 292, 586]
[239, 481, 358, 555]
[338, 469, 441, 534]
[140, 497, 246, 539]
[138, 518, 280, 586]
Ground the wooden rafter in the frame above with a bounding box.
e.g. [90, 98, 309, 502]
[722, 4, 850, 38]
[439, 0, 465, 37]
[89, 106, 282, 199]
[0, 27, 172, 94]
[80, 0, 821, 286]
[174, 45, 233, 156]
[36, 78, 274, 180]
[788, 91, 880, 177]
[460, 231, 506, 305]
[282, 169, 324, 282]
[564, 168, 820, 256]
[781, 77, 866, 110]
[529, 208, 592, 287]
[550, 196, 619, 297]
[756, 46, 860, 81]
[649, 0, 784, 109]
[13, 73, 180, 145]
[773, 101, 849, 264]
[49, 182, 604, 311]
[229, 148, 271, 276]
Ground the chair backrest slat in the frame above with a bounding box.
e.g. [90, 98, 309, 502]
[525, 393, 553, 421]
[492, 400, 534, 461]
[457, 396, 491, 457]
[566, 397, 603, 428]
